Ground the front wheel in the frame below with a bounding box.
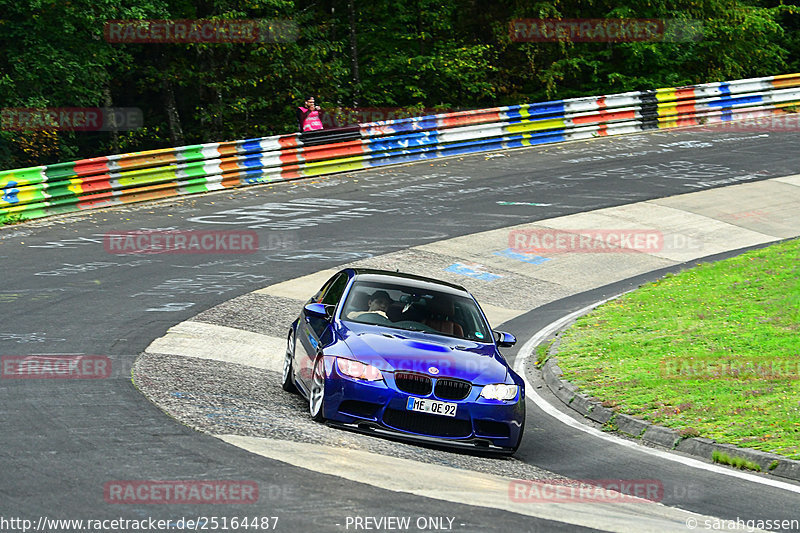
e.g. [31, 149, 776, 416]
[309, 356, 326, 422]
[281, 330, 297, 393]
[509, 404, 526, 454]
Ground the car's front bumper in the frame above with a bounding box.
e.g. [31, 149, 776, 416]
[320, 357, 525, 452]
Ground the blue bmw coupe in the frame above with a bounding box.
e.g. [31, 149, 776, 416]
[282, 268, 526, 454]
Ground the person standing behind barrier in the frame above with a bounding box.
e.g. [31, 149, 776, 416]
[297, 96, 323, 131]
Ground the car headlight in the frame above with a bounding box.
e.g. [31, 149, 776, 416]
[336, 358, 384, 381]
[480, 383, 519, 401]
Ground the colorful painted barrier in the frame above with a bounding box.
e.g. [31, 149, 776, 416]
[2, 73, 799, 223]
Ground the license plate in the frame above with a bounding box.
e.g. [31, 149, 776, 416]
[406, 397, 457, 417]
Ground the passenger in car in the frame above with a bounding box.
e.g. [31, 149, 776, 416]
[425, 297, 464, 337]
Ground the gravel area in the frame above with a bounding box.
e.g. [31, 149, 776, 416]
[193, 292, 304, 337]
[192, 247, 569, 340]
[342, 247, 569, 311]
[133, 351, 561, 481]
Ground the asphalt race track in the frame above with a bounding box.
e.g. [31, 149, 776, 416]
[2, 126, 800, 532]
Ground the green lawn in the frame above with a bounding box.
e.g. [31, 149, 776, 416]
[552, 238, 800, 459]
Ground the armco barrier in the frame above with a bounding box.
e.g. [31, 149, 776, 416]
[2, 73, 799, 223]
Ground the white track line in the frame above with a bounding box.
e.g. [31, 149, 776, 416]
[514, 298, 800, 494]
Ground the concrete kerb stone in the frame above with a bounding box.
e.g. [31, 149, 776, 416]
[554, 381, 578, 406]
[569, 393, 595, 417]
[772, 460, 800, 480]
[535, 308, 800, 482]
[642, 425, 681, 449]
[541, 359, 564, 389]
[676, 437, 717, 458]
[586, 404, 614, 425]
[615, 414, 652, 438]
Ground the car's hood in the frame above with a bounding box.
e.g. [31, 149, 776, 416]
[338, 323, 508, 384]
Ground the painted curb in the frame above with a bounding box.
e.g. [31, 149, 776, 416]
[538, 318, 800, 483]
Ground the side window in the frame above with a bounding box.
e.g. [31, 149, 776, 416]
[313, 273, 339, 302]
[307, 274, 348, 341]
[321, 273, 349, 306]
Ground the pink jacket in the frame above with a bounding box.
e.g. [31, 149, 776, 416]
[299, 107, 323, 131]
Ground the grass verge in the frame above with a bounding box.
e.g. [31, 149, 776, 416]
[1, 213, 25, 226]
[554, 238, 800, 460]
[711, 450, 762, 472]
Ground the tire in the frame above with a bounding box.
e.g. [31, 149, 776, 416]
[309, 356, 326, 422]
[509, 403, 526, 454]
[281, 330, 298, 393]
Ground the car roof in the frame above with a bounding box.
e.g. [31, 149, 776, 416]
[347, 268, 470, 296]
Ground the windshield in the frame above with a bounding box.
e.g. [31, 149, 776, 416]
[341, 280, 492, 342]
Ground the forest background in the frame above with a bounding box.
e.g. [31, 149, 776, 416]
[1, 0, 798, 170]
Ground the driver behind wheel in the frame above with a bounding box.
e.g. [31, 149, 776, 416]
[347, 290, 392, 320]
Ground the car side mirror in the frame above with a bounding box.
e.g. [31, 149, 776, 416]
[304, 302, 333, 319]
[494, 330, 516, 347]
